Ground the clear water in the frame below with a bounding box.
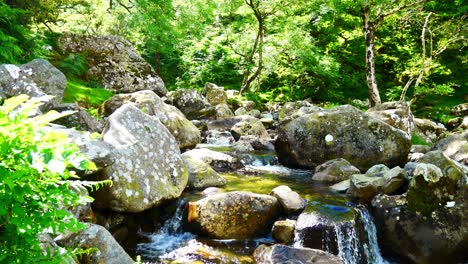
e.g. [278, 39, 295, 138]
[135, 146, 389, 263]
[136, 199, 195, 260]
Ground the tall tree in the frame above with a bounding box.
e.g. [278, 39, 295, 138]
[358, 0, 426, 106]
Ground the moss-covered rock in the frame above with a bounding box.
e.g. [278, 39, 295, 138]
[187, 191, 280, 239]
[172, 88, 211, 120]
[0, 59, 66, 110]
[367, 101, 415, 135]
[181, 154, 226, 190]
[230, 115, 270, 141]
[92, 104, 188, 213]
[275, 105, 411, 171]
[312, 158, 361, 183]
[100, 90, 201, 150]
[59, 34, 167, 96]
[203, 82, 227, 106]
[433, 131, 468, 165]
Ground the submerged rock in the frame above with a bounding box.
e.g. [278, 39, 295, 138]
[59, 34, 167, 96]
[0, 59, 66, 110]
[312, 158, 361, 183]
[275, 105, 411, 171]
[58, 224, 134, 264]
[92, 104, 188, 213]
[100, 90, 201, 150]
[187, 191, 280, 239]
[254, 244, 344, 264]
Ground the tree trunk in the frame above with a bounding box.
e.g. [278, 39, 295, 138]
[154, 52, 161, 76]
[362, 6, 381, 107]
[239, 1, 265, 95]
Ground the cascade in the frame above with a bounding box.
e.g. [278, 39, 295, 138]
[136, 199, 195, 259]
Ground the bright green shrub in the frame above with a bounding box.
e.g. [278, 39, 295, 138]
[0, 95, 105, 263]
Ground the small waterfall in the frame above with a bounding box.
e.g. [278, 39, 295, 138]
[355, 207, 388, 264]
[334, 222, 361, 264]
[293, 206, 388, 264]
[136, 199, 195, 259]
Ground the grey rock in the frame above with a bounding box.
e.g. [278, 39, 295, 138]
[187, 191, 280, 239]
[181, 154, 226, 190]
[367, 101, 415, 135]
[230, 116, 270, 141]
[254, 244, 344, 264]
[270, 185, 306, 214]
[58, 224, 134, 264]
[203, 82, 227, 106]
[414, 118, 446, 144]
[59, 34, 167, 96]
[433, 131, 468, 165]
[234, 107, 248, 116]
[172, 89, 211, 120]
[275, 105, 411, 171]
[330, 179, 351, 193]
[0, 59, 66, 110]
[312, 158, 361, 183]
[272, 219, 296, 244]
[366, 164, 390, 177]
[100, 90, 201, 150]
[182, 148, 242, 172]
[92, 104, 188, 213]
[451, 103, 468, 116]
[53, 103, 104, 132]
[214, 103, 234, 119]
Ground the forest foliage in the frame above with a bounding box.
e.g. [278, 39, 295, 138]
[0, 0, 466, 118]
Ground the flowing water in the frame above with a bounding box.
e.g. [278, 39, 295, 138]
[135, 147, 389, 263]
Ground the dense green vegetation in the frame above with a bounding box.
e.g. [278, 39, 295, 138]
[0, 0, 466, 119]
[0, 95, 102, 263]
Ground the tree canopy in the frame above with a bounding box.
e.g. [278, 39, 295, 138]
[0, 0, 466, 113]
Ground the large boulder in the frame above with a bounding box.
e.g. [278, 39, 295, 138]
[312, 158, 361, 183]
[203, 82, 227, 106]
[433, 131, 468, 165]
[275, 105, 411, 171]
[58, 224, 134, 264]
[254, 244, 344, 264]
[59, 34, 167, 96]
[0, 59, 66, 110]
[187, 191, 280, 239]
[181, 154, 226, 190]
[100, 90, 201, 150]
[92, 104, 188, 213]
[371, 151, 468, 263]
[172, 89, 211, 119]
[367, 101, 415, 135]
